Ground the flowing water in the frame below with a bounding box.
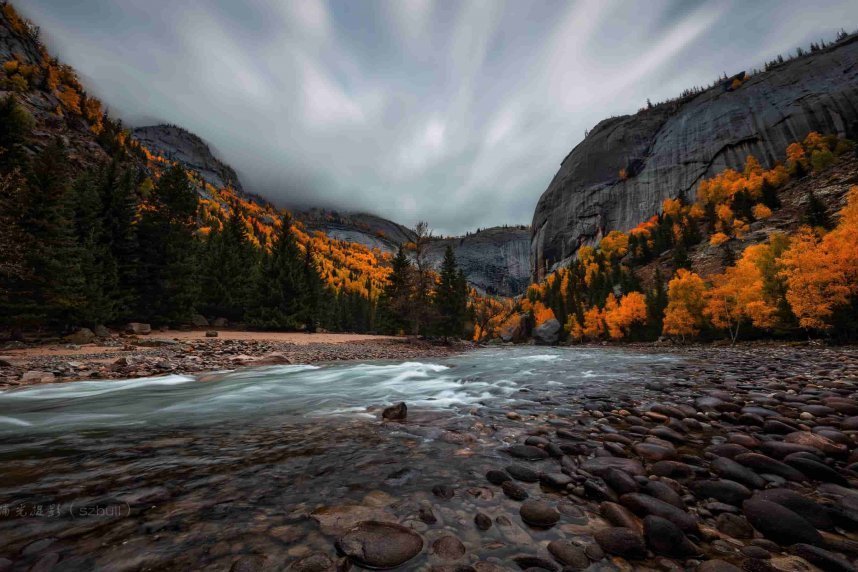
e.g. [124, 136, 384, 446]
[0, 347, 684, 571]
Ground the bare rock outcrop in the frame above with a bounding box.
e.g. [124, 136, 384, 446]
[531, 35, 858, 281]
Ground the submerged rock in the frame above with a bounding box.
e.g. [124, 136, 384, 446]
[336, 521, 423, 569]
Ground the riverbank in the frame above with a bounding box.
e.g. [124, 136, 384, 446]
[0, 330, 471, 389]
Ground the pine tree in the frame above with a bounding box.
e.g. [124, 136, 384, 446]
[804, 190, 830, 229]
[433, 246, 468, 340]
[377, 245, 413, 334]
[646, 268, 668, 337]
[199, 204, 256, 321]
[301, 241, 324, 332]
[0, 94, 34, 174]
[247, 215, 305, 330]
[136, 164, 199, 324]
[99, 161, 140, 321]
[71, 172, 115, 325]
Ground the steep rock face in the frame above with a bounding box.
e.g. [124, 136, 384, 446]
[426, 227, 531, 297]
[531, 36, 858, 281]
[297, 209, 416, 254]
[133, 125, 243, 193]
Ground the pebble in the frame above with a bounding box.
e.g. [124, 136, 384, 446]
[336, 521, 423, 569]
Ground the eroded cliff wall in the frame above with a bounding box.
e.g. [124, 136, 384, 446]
[531, 36, 858, 280]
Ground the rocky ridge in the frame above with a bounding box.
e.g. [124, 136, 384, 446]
[532, 34, 858, 280]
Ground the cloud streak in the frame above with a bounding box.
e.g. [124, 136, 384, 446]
[18, 0, 858, 235]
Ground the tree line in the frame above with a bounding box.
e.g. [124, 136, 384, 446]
[0, 96, 471, 339]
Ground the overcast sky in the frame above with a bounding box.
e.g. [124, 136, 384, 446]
[18, 0, 858, 235]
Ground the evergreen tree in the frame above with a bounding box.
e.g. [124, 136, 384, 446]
[377, 245, 413, 334]
[0, 95, 34, 174]
[804, 190, 830, 229]
[301, 242, 324, 332]
[247, 215, 305, 330]
[433, 246, 468, 340]
[136, 164, 199, 324]
[199, 204, 256, 321]
[646, 268, 668, 337]
[99, 161, 140, 320]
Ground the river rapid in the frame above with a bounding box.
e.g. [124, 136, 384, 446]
[0, 346, 684, 570]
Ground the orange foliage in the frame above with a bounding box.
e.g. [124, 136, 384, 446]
[599, 230, 628, 260]
[752, 204, 772, 220]
[533, 301, 556, 326]
[604, 292, 647, 340]
[662, 269, 707, 340]
[780, 186, 858, 330]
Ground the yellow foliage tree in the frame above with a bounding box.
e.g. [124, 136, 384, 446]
[662, 269, 707, 340]
[605, 292, 647, 340]
[600, 230, 629, 260]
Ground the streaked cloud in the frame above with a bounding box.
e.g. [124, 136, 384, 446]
[18, 0, 858, 235]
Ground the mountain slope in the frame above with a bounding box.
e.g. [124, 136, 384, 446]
[531, 34, 858, 281]
[133, 124, 243, 193]
[426, 226, 531, 297]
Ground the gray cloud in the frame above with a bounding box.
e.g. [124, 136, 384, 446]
[18, 0, 858, 235]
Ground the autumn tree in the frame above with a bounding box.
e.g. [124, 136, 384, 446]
[662, 269, 707, 341]
[605, 291, 648, 340]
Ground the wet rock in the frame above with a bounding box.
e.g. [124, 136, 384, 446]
[486, 469, 511, 486]
[734, 453, 806, 482]
[691, 479, 751, 506]
[785, 456, 849, 486]
[501, 481, 529, 501]
[740, 545, 771, 560]
[511, 555, 559, 571]
[696, 560, 742, 572]
[784, 431, 847, 456]
[337, 521, 424, 569]
[432, 484, 455, 499]
[520, 499, 560, 528]
[547, 540, 589, 569]
[593, 527, 647, 560]
[581, 457, 644, 477]
[418, 502, 437, 524]
[431, 535, 466, 561]
[650, 460, 695, 479]
[290, 553, 334, 572]
[642, 480, 684, 509]
[540, 472, 572, 489]
[634, 442, 676, 461]
[643, 515, 700, 558]
[716, 513, 754, 538]
[205, 330, 218, 338]
[753, 489, 835, 530]
[711, 457, 767, 489]
[382, 402, 407, 421]
[30, 553, 60, 572]
[507, 464, 540, 482]
[742, 499, 824, 547]
[474, 513, 492, 530]
[600, 501, 643, 532]
[791, 543, 856, 572]
[604, 467, 639, 495]
[231, 556, 269, 572]
[619, 493, 698, 533]
[505, 445, 549, 460]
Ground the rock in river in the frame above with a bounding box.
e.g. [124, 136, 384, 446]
[742, 499, 824, 547]
[382, 402, 407, 421]
[337, 521, 423, 569]
[594, 527, 647, 560]
[520, 499, 560, 528]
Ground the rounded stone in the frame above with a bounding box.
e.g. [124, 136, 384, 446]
[336, 521, 424, 569]
[520, 500, 560, 528]
[594, 527, 646, 560]
[431, 535, 466, 561]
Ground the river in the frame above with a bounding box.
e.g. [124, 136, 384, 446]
[0, 347, 684, 570]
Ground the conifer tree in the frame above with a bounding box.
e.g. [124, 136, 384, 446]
[136, 164, 199, 324]
[377, 245, 413, 334]
[200, 204, 256, 321]
[433, 246, 468, 339]
[247, 215, 305, 330]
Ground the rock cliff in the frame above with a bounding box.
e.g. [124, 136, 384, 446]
[426, 226, 531, 297]
[531, 35, 858, 281]
[296, 209, 415, 254]
[132, 125, 243, 193]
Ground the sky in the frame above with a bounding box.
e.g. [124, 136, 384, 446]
[18, 0, 858, 235]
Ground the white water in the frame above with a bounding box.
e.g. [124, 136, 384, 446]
[0, 347, 676, 434]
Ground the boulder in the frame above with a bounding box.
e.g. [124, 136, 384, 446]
[126, 322, 151, 335]
[533, 318, 561, 345]
[93, 325, 110, 338]
[336, 521, 423, 569]
[64, 328, 95, 344]
[190, 314, 209, 327]
[205, 330, 218, 338]
[382, 402, 407, 421]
